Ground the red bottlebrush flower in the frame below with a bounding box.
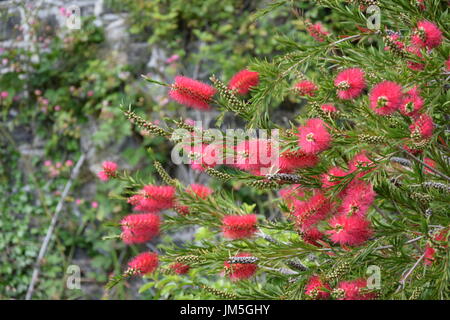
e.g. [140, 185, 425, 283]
[446, 57, 450, 71]
[183, 143, 220, 171]
[222, 214, 258, 239]
[187, 184, 213, 199]
[409, 114, 434, 139]
[327, 215, 373, 246]
[293, 191, 333, 231]
[294, 80, 318, 97]
[279, 150, 319, 173]
[233, 139, 276, 174]
[334, 68, 366, 100]
[97, 161, 118, 181]
[349, 151, 376, 177]
[121, 213, 160, 244]
[402, 140, 423, 155]
[384, 33, 405, 52]
[305, 275, 331, 299]
[339, 180, 375, 217]
[169, 75, 216, 110]
[307, 22, 330, 42]
[132, 185, 176, 212]
[424, 228, 449, 266]
[224, 253, 257, 280]
[369, 81, 403, 115]
[228, 69, 259, 95]
[321, 103, 337, 113]
[170, 262, 190, 275]
[279, 184, 305, 208]
[128, 252, 158, 275]
[337, 278, 376, 300]
[423, 157, 437, 175]
[406, 46, 425, 71]
[297, 118, 331, 155]
[400, 86, 424, 117]
[412, 20, 443, 49]
[302, 227, 325, 247]
[321, 166, 348, 189]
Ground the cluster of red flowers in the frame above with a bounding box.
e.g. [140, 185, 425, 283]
[169, 69, 260, 110]
[222, 214, 258, 239]
[104, 182, 212, 277]
[228, 69, 259, 95]
[383, 20, 443, 71]
[306, 22, 330, 42]
[127, 252, 159, 276]
[305, 275, 376, 300]
[279, 151, 376, 248]
[424, 228, 449, 266]
[223, 253, 258, 280]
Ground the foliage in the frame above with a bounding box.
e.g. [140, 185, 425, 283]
[105, 0, 450, 300]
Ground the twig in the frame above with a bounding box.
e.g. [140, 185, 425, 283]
[401, 148, 450, 182]
[396, 252, 426, 293]
[25, 153, 86, 300]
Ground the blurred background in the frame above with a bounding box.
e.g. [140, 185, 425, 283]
[0, 0, 332, 299]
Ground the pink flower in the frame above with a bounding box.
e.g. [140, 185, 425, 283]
[121, 213, 160, 244]
[293, 191, 333, 231]
[279, 184, 304, 208]
[327, 215, 372, 246]
[406, 46, 425, 71]
[169, 76, 216, 110]
[128, 252, 158, 275]
[348, 152, 376, 177]
[424, 228, 448, 266]
[54, 105, 61, 111]
[224, 253, 258, 280]
[297, 118, 331, 155]
[0, 91, 8, 99]
[91, 201, 98, 209]
[187, 184, 213, 199]
[321, 103, 337, 113]
[294, 80, 318, 97]
[65, 160, 74, 167]
[170, 262, 190, 275]
[369, 81, 403, 115]
[44, 160, 52, 167]
[132, 185, 176, 212]
[339, 180, 375, 217]
[412, 20, 443, 49]
[321, 166, 348, 189]
[97, 161, 118, 181]
[305, 275, 331, 299]
[233, 139, 276, 174]
[222, 214, 258, 240]
[409, 114, 434, 139]
[399, 86, 424, 117]
[423, 157, 436, 175]
[302, 227, 325, 247]
[165, 54, 180, 64]
[228, 69, 259, 95]
[183, 143, 220, 171]
[334, 68, 366, 100]
[278, 150, 319, 173]
[337, 278, 376, 300]
[307, 22, 330, 42]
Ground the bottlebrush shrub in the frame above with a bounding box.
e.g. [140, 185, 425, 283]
[104, 0, 449, 300]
